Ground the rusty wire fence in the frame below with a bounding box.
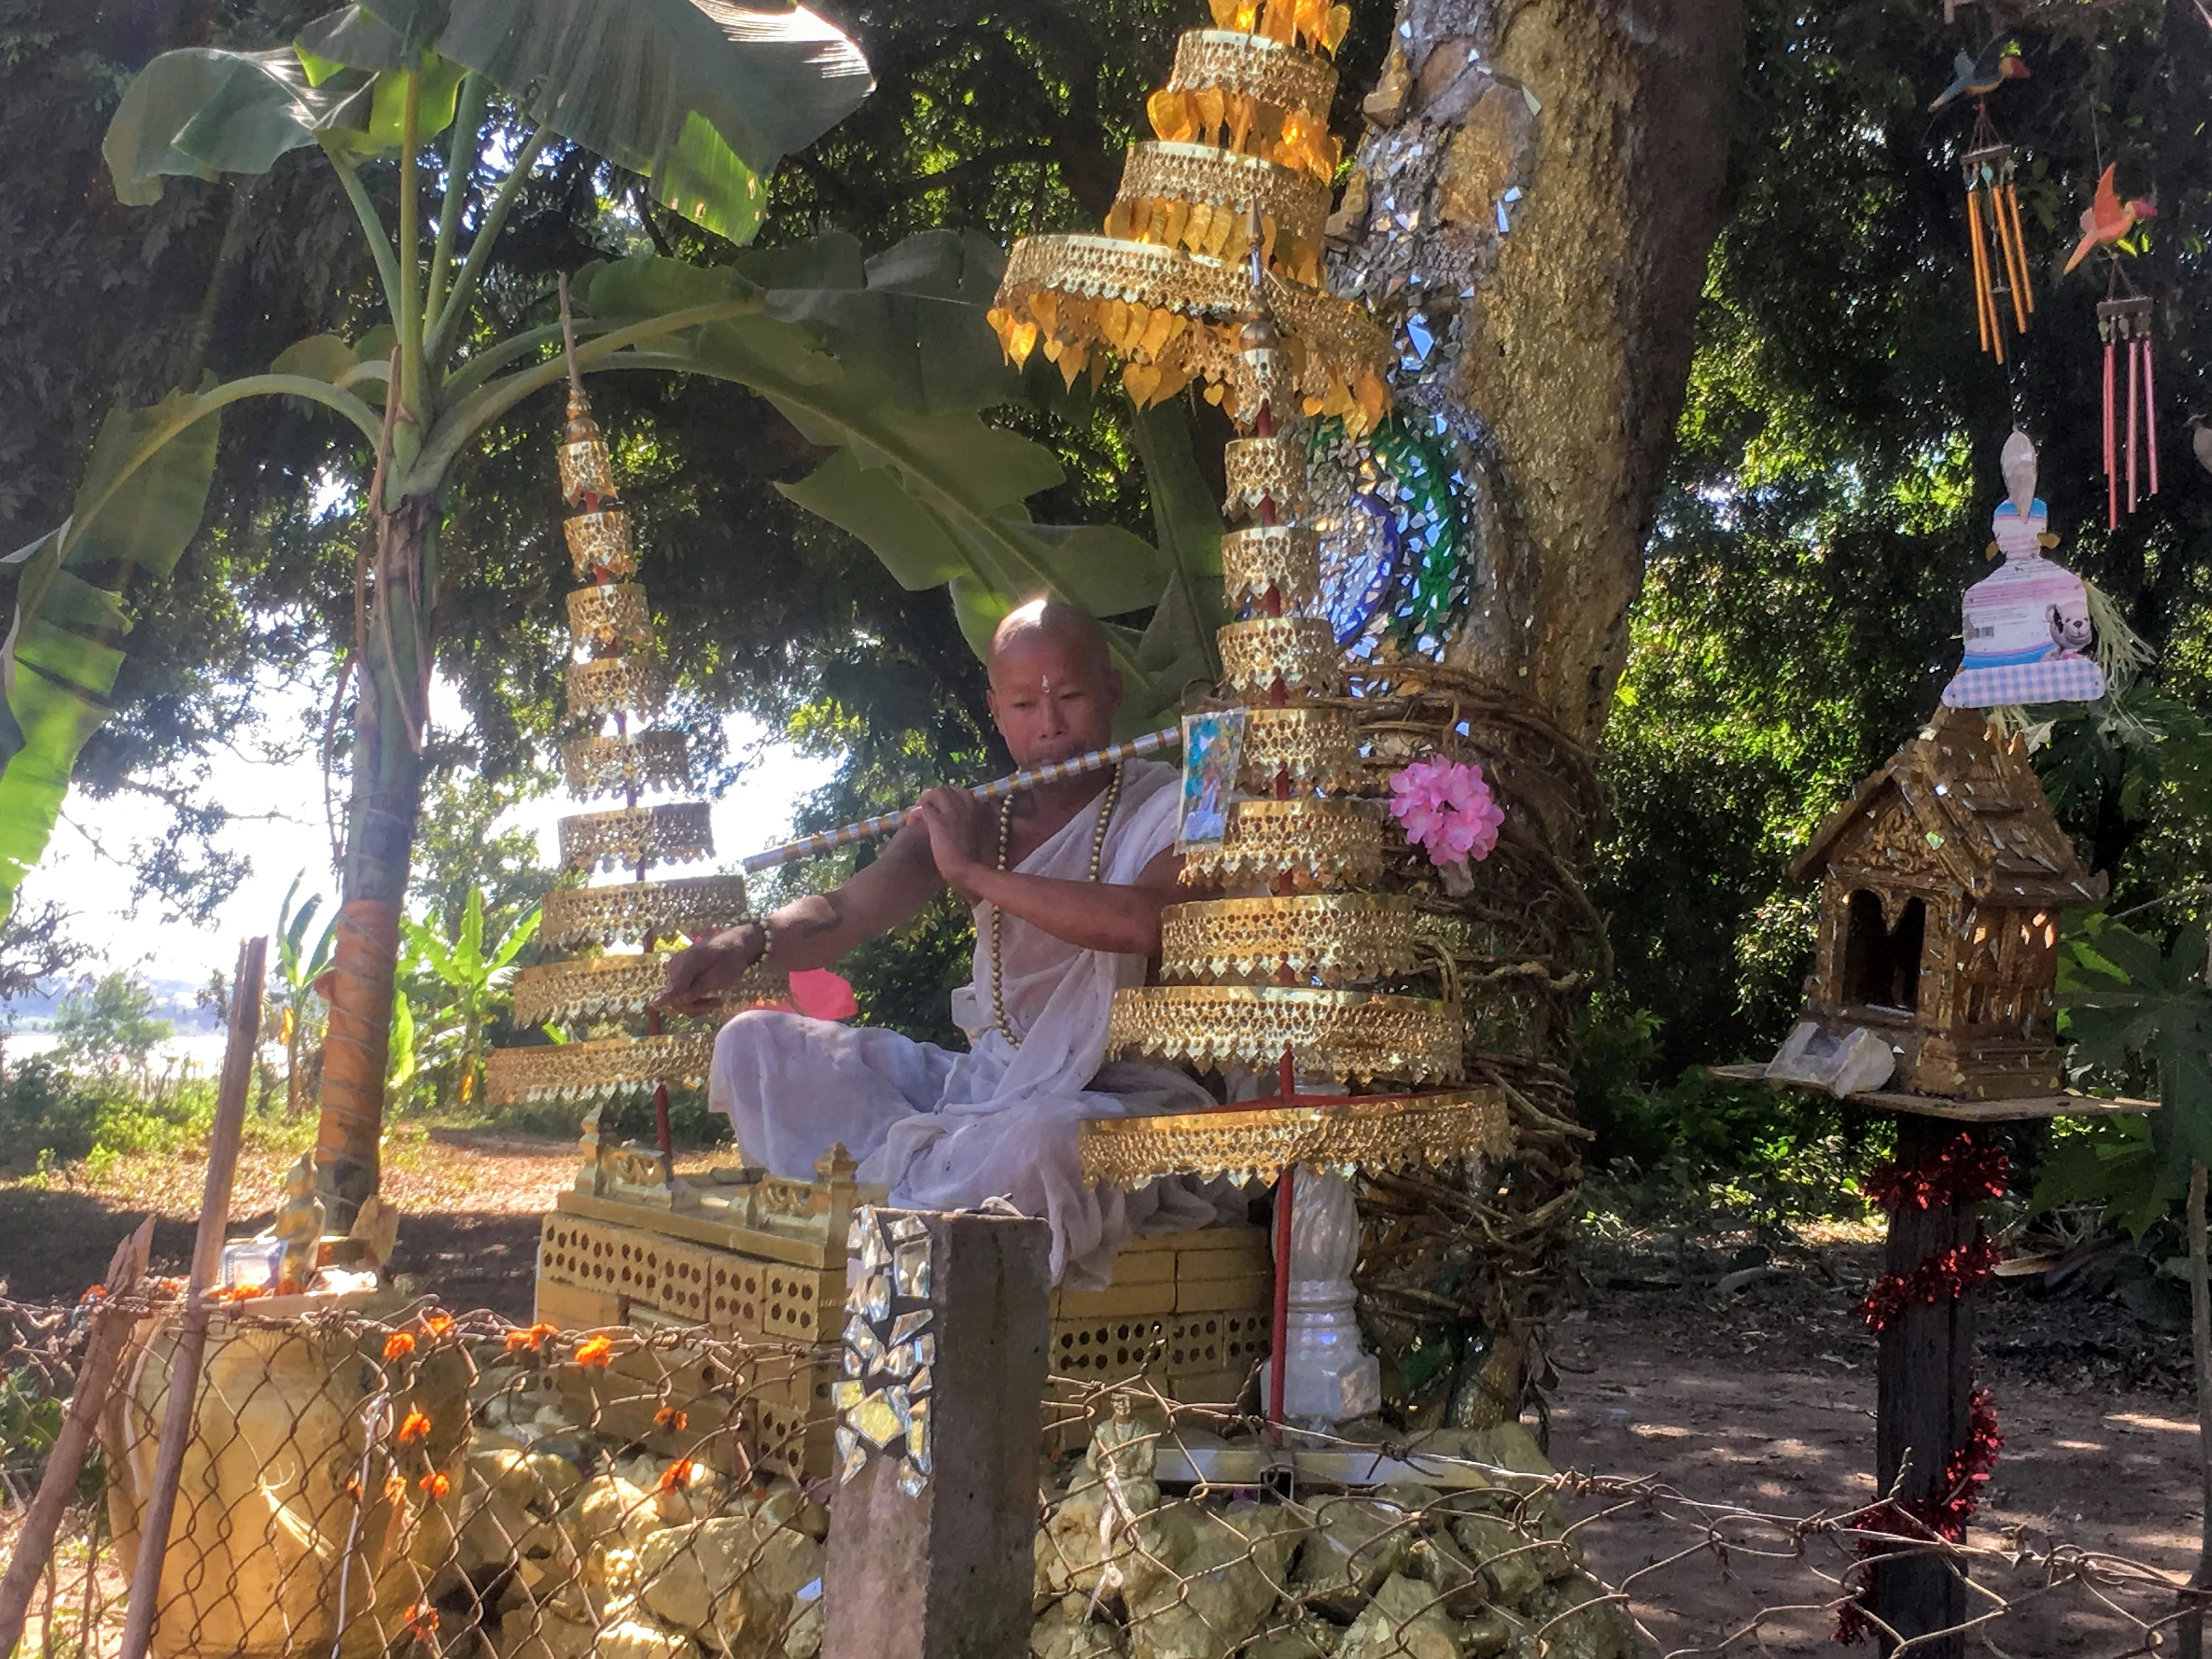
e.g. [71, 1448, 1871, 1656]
[0, 1293, 2202, 1659]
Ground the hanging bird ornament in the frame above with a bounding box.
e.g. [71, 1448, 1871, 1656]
[2064, 166, 2160, 527]
[1930, 36, 2030, 110]
[1934, 38, 2033, 363]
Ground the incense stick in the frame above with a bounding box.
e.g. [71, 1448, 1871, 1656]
[740, 726, 1182, 874]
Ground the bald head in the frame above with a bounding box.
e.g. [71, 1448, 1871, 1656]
[989, 597, 1111, 680]
[986, 597, 1122, 765]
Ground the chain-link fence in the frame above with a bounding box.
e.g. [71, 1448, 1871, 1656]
[0, 1291, 2202, 1659]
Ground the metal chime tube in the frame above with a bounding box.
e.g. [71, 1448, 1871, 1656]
[1966, 191, 1996, 357]
[2143, 340, 2160, 495]
[2127, 334, 2141, 515]
[2003, 183, 2036, 322]
[1999, 191, 2032, 333]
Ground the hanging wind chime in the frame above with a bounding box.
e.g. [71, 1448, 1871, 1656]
[2065, 166, 2160, 528]
[1930, 38, 2033, 362]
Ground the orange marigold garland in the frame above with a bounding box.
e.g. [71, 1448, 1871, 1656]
[396, 1409, 432, 1444]
[382, 1331, 416, 1362]
[574, 1334, 615, 1366]
[505, 1322, 558, 1353]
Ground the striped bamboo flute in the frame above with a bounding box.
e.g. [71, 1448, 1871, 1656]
[741, 726, 1183, 873]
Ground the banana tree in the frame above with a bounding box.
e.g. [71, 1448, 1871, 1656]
[2, 0, 876, 1224]
[403, 885, 538, 1112]
[272, 871, 340, 1115]
[4, 8, 1226, 1224]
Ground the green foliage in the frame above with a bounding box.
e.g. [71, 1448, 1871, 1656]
[2032, 1114, 2186, 1241]
[2061, 914, 2212, 1180]
[400, 884, 538, 1110]
[0, 1360, 100, 1508]
[358, 0, 872, 243]
[50, 973, 176, 1079]
[0, 1058, 220, 1172]
[0, 392, 222, 924]
[567, 234, 1220, 725]
[1578, 999, 1886, 1228]
[270, 870, 337, 1111]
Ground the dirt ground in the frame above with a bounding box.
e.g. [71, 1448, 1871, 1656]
[1, 1126, 2198, 1655]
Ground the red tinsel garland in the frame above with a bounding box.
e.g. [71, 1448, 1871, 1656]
[1835, 1390, 2004, 1644]
[1860, 1135, 2009, 1213]
[1857, 1234, 2001, 1332]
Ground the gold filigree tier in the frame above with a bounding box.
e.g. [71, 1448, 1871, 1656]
[557, 803, 715, 874]
[562, 731, 690, 799]
[1224, 437, 1312, 520]
[1180, 798, 1385, 889]
[511, 953, 788, 1027]
[567, 583, 653, 653]
[1237, 706, 1363, 793]
[1107, 985, 1463, 1084]
[1150, 31, 1340, 183]
[543, 874, 752, 950]
[485, 1032, 714, 1105]
[1222, 526, 1322, 612]
[565, 657, 666, 720]
[1078, 1088, 1512, 1188]
[1159, 894, 1419, 983]
[1217, 617, 1346, 698]
[563, 509, 637, 581]
[1102, 143, 1328, 286]
[558, 398, 616, 505]
[990, 235, 1390, 430]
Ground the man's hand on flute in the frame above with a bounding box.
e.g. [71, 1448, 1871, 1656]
[911, 786, 993, 901]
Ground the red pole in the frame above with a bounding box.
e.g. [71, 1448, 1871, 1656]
[1268, 1166, 1294, 1435]
[2104, 341, 2118, 530]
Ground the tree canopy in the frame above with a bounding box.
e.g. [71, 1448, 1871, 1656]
[1, 0, 2205, 1105]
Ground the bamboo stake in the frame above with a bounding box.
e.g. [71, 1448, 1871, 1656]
[0, 1216, 157, 1657]
[115, 937, 268, 1659]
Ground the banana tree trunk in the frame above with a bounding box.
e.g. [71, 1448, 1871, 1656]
[313, 494, 436, 1226]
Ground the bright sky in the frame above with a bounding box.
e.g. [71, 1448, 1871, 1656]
[22, 672, 840, 1028]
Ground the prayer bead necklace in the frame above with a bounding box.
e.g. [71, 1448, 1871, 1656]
[990, 763, 1124, 1048]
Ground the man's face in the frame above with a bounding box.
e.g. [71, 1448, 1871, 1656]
[986, 635, 1122, 768]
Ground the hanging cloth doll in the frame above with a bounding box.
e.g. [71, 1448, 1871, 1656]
[1941, 433, 2106, 709]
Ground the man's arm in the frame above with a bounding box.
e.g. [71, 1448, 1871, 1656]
[912, 787, 1181, 957]
[656, 821, 943, 1013]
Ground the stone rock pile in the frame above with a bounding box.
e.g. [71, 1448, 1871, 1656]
[1030, 1424, 1636, 1659]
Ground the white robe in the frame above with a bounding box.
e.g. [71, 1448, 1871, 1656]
[708, 759, 1234, 1288]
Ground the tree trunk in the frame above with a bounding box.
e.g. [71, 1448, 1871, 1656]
[312, 494, 435, 1226]
[1335, 0, 1742, 1409]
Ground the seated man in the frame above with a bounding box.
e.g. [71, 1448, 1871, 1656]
[659, 598, 1230, 1287]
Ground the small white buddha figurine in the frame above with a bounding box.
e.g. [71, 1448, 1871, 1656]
[1942, 431, 2106, 709]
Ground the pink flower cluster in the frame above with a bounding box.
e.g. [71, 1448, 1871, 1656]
[1387, 755, 1505, 867]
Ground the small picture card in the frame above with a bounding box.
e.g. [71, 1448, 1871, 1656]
[1176, 708, 1246, 850]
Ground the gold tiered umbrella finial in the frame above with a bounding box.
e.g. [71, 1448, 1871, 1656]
[485, 281, 786, 1118]
[987, 0, 1390, 432]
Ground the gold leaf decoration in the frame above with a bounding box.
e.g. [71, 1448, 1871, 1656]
[1158, 893, 1419, 983]
[1078, 1089, 1512, 1188]
[1105, 984, 1464, 1084]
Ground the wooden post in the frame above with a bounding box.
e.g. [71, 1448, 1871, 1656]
[1870, 1113, 1976, 1657]
[0, 1216, 156, 1656]
[823, 1209, 1051, 1659]
[115, 937, 267, 1659]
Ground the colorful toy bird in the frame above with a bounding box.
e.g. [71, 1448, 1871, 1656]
[2064, 165, 2157, 273]
[1929, 37, 2028, 111]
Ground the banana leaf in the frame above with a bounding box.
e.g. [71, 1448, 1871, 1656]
[0, 392, 222, 922]
[357, 0, 872, 244]
[568, 232, 1222, 729]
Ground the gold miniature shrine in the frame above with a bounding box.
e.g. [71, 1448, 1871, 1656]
[1787, 705, 2107, 1100]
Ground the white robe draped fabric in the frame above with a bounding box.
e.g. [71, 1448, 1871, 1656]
[708, 759, 1234, 1288]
